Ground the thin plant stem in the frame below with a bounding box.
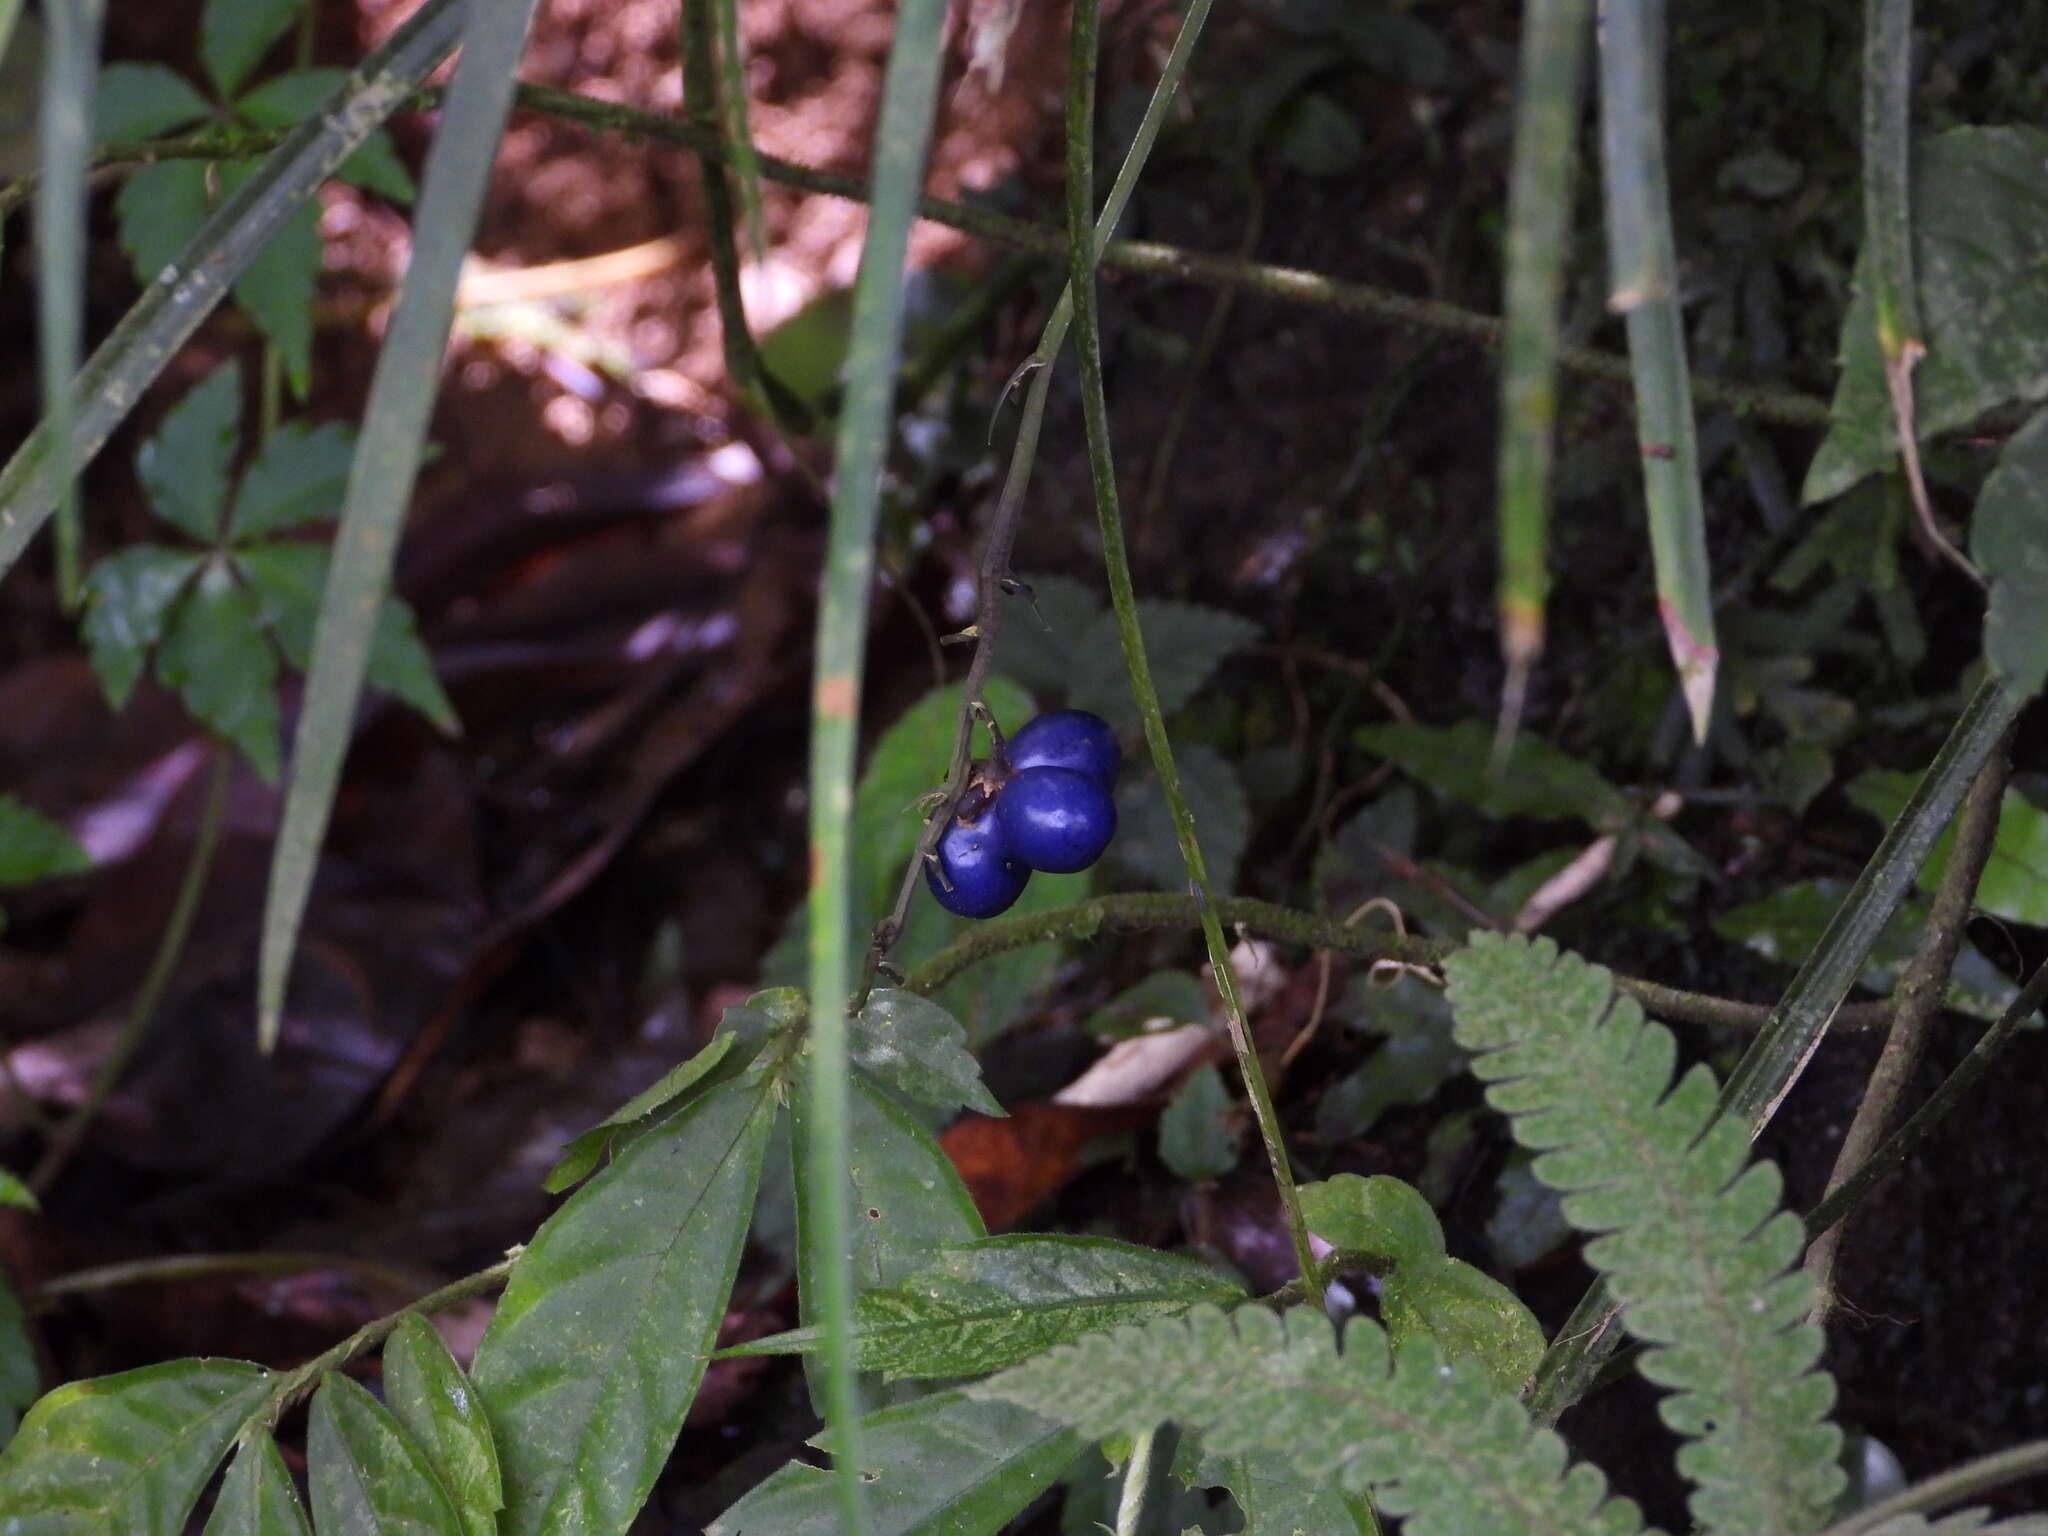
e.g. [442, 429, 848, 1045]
[249, 1254, 519, 1433]
[36, 1249, 432, 1305]
[1803, 734, 2009, 1322]
[1818, 1437, 2048, 1536]
[899, 890, 1898, 1034]
[29, 749, 232, 1194]
[1062, 0, 1322, 1308]
[1114, 1427, 1157, 1536]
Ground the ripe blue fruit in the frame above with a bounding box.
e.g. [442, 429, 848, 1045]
[997, 765, 1117, 873]
[1006, 709, 1120, 790]
[926, 812, 1030, 918]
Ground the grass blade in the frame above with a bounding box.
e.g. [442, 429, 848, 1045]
[34, 0, 101, 612]
[0, 0, 464, 578]
[803, 0, 950, 1528]
[257, 0, 539, 1049]
[1494, 0, 1591, 744]
[1595, 0, 1717, 740]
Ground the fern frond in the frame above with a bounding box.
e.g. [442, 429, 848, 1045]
[970, 1303, 1652, 1536]
[1444, 932, 1844, 1536]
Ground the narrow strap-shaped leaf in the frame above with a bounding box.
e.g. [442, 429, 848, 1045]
[802, 0, 951, 1522]
[470, 1074, 775, 1536]
[202, 1434, 312, 1536]
[726, 1234, 1247, 1380]
[257, 0, 539, 1049]
[1494, 0, 1591, 709]
[384, 1314, 502, 1536]
[710, 1391, 1081, 1536]
[1596, 0, 1717, 739]
[306, 1372, 464, 1536]
[0, 1358, 271, 1534]
[1446, 934, 1842, 1535]
[974, 1305, 1650, 1536]
[0, 0, 465, 577]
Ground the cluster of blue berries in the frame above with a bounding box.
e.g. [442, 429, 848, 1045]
[925, 709, 1120, 919]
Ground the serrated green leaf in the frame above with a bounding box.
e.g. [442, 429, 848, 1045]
[113, 159, 212, 289]
[234, 69, 416, 202]
[1299, 1174, 1445, 1268]
[155, 559, 281, 778]
[92, 62, 210, 143]
[1359, 719, 1630, 828]
[0, 1358, 272, 1534]
[384, 1315, 502, 1536]
[202, 1435, 312, 1536]
[1, 1269, 36, 1442]
[1848, 771, 2048, 928]
[81, 544, 205, 707]
[541, 1030, 741, 1192]
[218, 161, 318, 398]
[710, 1391, 1079, 1536]
[974, 1305, 1649, 1536]
[1805, 127, 2048, 504]
[137, 362, 242, 544]
[1971, 404, 2048, 702]
[1443, 934, 1842, 1535]
[0, 794, 90, 885]
[729, 1235, 1248, 1380]
[1112, 742, 1249, 890]
[200, 0, 300, 97]
[853, 990, 1001, 1116]
[1160, 1063, 1238, 1181]
[307, 1371, 463, 1536]
[1071, 600, 1260, 728]
[471, 1074, 773, 1536]
[369, 591, 458, 731]
[229, 419, 356, 540]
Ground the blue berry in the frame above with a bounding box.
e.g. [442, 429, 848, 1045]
[997, 765, 1117, 873]
[1006, 709, 1121, 790]
[926, 812, 1030, 918]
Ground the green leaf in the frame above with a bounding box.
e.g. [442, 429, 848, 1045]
[92, 62, 210, 143]
[1070, 600, 1260, 729]
[1805, 127, 2048, 505]
[384, 1315, 502, 1536]
[235, 69, 416, 202]
[137, 361, 242, 544]
[1380, 1257, 1544, 1400]
[973, 1305, 1648, 1536]
[1, 1269, 36, 1442]
[1112, 742, 1250, 890]
[80, 544, 205, 707]
[202, 1435, 312, 1536]
[155, 559, 281, 778]
[1299, 1173, 1445, 1268]
[1444, 934, 1842, 1535]
[728, 1235, 1248, 1380]
[229, 419, 356, 539]
[0, 1168, 35, 1209]
[200, 0, 301, 97]
[994, 574, 1108, 700]
[306, 1371, 464, 1536]
[470, 1074, 773, 1536]
[1358, 719, 1629, 828]
[1085, 970, 1209, 1038]
[1159, 1063, 1238, 1181]
[234, 542, 457, 731]
[0, 794, 90, 885]
[709, 1391, 1080, 1536]
[1848, 771, 2048, 928]
[540, 1029, 741, 1192]
[1179, 1440, 1376, 1536]
[852, 990, 1002, 1116]
[219, 161, 319, 398]
[1971, 404, 2048, 702]
[0, 1358, 272, 1534]
[1312, 975, 1465, 1141]
[113, 160, 211, 292]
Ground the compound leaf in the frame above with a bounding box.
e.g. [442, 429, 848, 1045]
[93, 62, 210, 143]
[235, 69, 417, 202]
[219, 161, 319, 398]
[112, 161, 211, 293]
[137, 361, 241, 545]
[200, 0, 301, 97]
[229, 419, 356, 540]
[470, 1073, 774, 1536]
[155, 559, 281, 778]
[0, 1358, 271, 1535]
[81, 544, 204, 707]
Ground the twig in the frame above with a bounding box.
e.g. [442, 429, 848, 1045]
[1803, 734, 2010, 1322]
[1818, 1437, 2048, 1536]
[30, 750, 232, 1194]
[0, 82, 1834, 430]
[35, 1249, 434, 1306]
[899, 891, 1901, 1035]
